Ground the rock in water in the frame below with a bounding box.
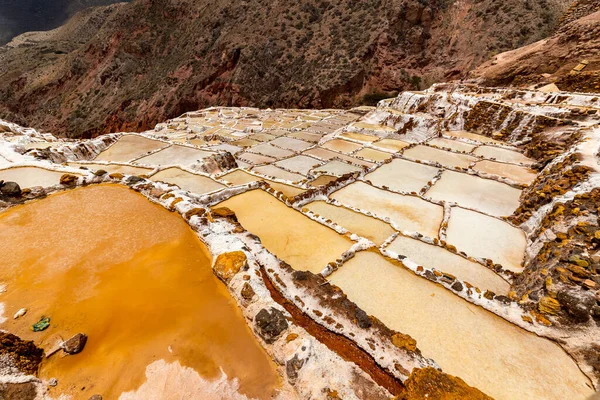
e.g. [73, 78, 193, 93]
[62, 333, 88, 354]
[13, 308, 27, 319]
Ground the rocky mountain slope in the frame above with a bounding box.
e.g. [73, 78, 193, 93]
[558, 0, 600, 26]
[0, 0, 570, 138]
[471, 8, 600, 92]
[0, 0, 130, 45]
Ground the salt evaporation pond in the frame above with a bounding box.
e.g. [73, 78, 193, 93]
[311, 160, 362, 177]
[370, 138, 410, 153]
[303, 148, 375, 168]
[304, 201, 396, 245]
[473, 160, 537, 185]
[402, 145, 477, 169]
[248, 143, 294, 158]
[446, 207, 526, 272]
[444, 131, 503, 145]
[365, 158, 439, 193]
[219, 169, 306, 197]
[149, 167, 226, 195]
[426, 138, 476, 153]
[237, 152, 277, 165]
[425, 170, 521, 217]
[274, 155, 322, 175]
[474, 146, 535, 165]
[252, 164, 305, 182]
[0, 167, 77, 188]
[329, 251, 593, 400]
[218, 189, 354, 273]
[0, 185, 280, 399]
[353, 148, 393, 162]
[289, 131, 322, 143]
[339, 132, 379, 143]
[94, 135, 168, 162]
[384, 235, 509, 293]
[133, 145, 214, 166]
[269, 137, 312, 152]
[321, 139, 363, 154]
[331, 181, 443, 238]
[308, 174, 338, 187]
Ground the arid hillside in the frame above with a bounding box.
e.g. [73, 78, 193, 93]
[471, 7, 600, 92]
[0, 0, 570, 138]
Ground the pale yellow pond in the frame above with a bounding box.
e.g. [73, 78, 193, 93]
[0, 167, 77, 188]
[218, 189, 353, 273]
[94, 135, 168, 163]
[329, 251, 593, 400]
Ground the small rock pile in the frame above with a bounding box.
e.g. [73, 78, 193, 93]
[512, 154, 592, 225]
[516, 188, 600, 324]
[558, 71, 600, 94]
[0, 332, 43, 375]
[558, 0, 600, 28]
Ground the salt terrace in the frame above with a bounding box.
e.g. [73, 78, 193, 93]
[0, 83, 599, 399]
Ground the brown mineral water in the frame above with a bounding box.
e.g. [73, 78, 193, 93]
[0, 184, 280, 399]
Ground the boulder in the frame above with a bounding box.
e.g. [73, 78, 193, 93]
[391, 332, 417, 352]
[125, 176, 144, 185]
[557, 288, 596, 322]
[109, 173, 124, 180]
[355, 308, 372, 329]
[59, 174, 78, 186]
[241, 282, 255, 301]
[538, 296, 561, 315]
[0, 382, 38, 400]
[62, 333, 87, 355]
[254, 308, 288, 344]
[211, 207, 237, 221]
[214, 251, 247, 283]
[286, 355, 305, 384]
[404, 367, 493, 400]
[538, 83, 561, 93]
[292, 270, 309, 281]
[451, 281, 464, 292]
[0, 181, 21, 197]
